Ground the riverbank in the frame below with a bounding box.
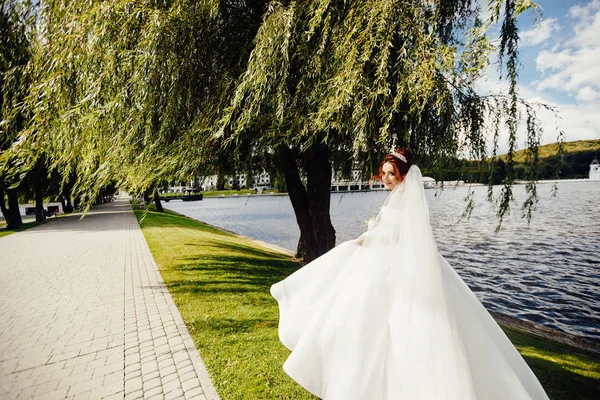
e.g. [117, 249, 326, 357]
[134, 206, 599, 400]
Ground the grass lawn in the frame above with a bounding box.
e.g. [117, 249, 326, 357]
[135, 206, 600, 400]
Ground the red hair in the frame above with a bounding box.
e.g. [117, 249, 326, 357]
[370, 148, 413, 184]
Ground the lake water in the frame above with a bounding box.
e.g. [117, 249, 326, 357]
[163, 181, 600, 340]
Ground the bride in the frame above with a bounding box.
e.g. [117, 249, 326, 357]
[270, 148, 549, 399]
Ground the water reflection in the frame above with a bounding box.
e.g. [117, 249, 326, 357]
[164, 181, 600, 339]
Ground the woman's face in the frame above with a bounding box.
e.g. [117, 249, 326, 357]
[382, 162, 400, 190]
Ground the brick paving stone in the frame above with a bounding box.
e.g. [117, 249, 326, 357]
[145, 385, 164, 398]
[165, 388, 185, 400]
[102, 371, 122, 387]
[16, 385, 37, 399]
[162, 372, 180, 385]
[182, 378, 201, 392]
[125, 376, 143, 394]
[125, 369, 142, 381]
[143, 376, 162, 391]
[64, 353, 96, 369]
[0, 201, 218, 399]
[41, 386, 69, 400]
[104, 392, 126, 400]
[125, 388, 144, 400]
[160, 364, 177, 378]
[163, 376, 182, 394]
[180, 371, 199, 384]
[67, 375, 104, 396]
[185, 386, 205, 399]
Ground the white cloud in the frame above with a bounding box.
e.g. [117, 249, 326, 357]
[576, 86, 600, 102]
[520, 18, 560, 47]
[547, 102, 600, 143]
[536, 49, 600, 91]
[482, 98, 600, 156]
[567, 0, 600, 20]
[473, 76, 600, 154]
[534, 1, 600, 101]
[471, 1, 600, 154]
[567, 10, 600, 48]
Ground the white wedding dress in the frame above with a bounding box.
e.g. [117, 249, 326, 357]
[271, 165, 549, 399]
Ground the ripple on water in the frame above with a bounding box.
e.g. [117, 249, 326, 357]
[164, 181, 600, 340]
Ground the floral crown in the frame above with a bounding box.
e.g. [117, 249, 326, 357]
[390, 151, 407, 163]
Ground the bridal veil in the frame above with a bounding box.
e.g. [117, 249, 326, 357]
[271, 165, 549, 399]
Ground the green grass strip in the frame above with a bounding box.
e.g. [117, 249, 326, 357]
[0, 219, 46, 238]
[134, 206, 599, 400]
[135, 206, 316, 399]
[503, 327, 599, 399]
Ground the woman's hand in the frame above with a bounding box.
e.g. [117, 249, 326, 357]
[357, 236, 364, 246]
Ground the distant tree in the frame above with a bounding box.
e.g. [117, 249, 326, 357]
[1, 0, 269, 212]
[0, 0, 36, 228]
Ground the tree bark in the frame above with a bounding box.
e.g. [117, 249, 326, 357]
[153, 190, 164, 212]
[216, 172, 226, 190]
[35, 175, 45, 222]
[304, 141, 336, 255]
[64, 194, 73, 212]
[276, 142, 336, 263]
[0, 186, 7, 218]
[0, 186, 23, 229]
[143, 190, 151, 204]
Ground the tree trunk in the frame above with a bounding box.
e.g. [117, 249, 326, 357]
[35, 176, 45, 222]
[0, 186, 7, 218]
[302, 141, 336, 259]
[216, 172, 226, 190]
[143, 190, 150, 204]
[276, 142, 336, 263]
[153, 190, 164, 212]
[0, 186, 23, 229]
[64, 194, 73, 212]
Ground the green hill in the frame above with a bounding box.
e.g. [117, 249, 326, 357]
[430, 139, 600, 183]
[492, 139, 599, 181]
[500, 139, 600, 163]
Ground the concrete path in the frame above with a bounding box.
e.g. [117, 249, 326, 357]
[0, 201, 219, 400]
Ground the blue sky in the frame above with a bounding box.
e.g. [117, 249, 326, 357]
[475, 0, 600, 154]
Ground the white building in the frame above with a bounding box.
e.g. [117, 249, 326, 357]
[162, 171, 274, 193]
[19, 202, 63, 217]
[163, 166, 443, 194]
[330, 168, 384, 191]
[590, 158, 600, 180]
[220, 171, 273, 190]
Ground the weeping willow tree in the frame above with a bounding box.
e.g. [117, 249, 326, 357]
[0, 0, 268, 208]
[1, 0, 549, 262]
[0, 0, 35, 228]
[218, 0, 547, 261]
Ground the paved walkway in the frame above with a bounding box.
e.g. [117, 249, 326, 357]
[0, 201, 219, 400]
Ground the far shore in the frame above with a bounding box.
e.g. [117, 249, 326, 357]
[178, 178, 598, 199]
